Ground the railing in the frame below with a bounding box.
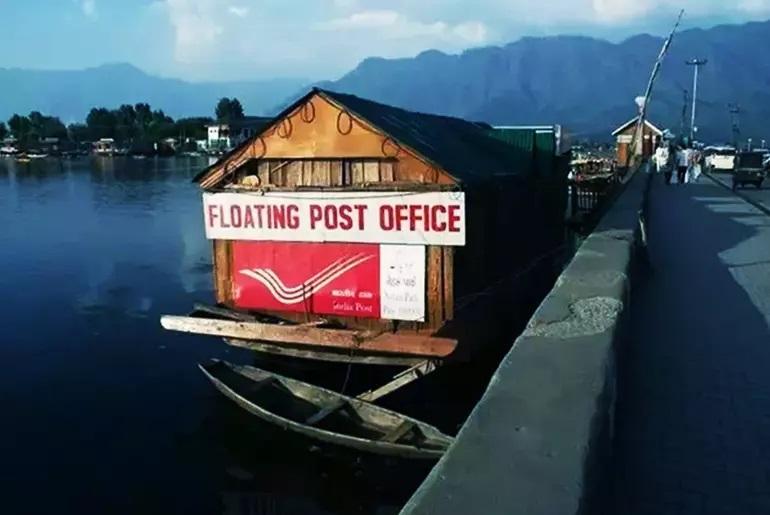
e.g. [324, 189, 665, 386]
[568, 175, 620, 219]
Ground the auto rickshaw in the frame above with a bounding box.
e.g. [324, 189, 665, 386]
[732, 151, 767, 190]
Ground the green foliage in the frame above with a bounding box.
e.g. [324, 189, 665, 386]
[0, 122, 7, 140]
[215, 97, 244, 122]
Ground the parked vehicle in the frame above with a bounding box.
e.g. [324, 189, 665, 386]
[732, 151, 767, 190]
[705, 146, 736, 172]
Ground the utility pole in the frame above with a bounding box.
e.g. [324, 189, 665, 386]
[686, 58, 707, 143]
[728, 103, 741, 149]
[680, 89, 689, 137]
[629, 9, 684, 162]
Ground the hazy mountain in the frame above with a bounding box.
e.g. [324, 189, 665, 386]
[0, 63, 306, 122]
[310, 20, 770, 144]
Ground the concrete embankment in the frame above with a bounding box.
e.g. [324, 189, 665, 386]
[401, 170, 652, 515]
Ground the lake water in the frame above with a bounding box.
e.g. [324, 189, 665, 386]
[0, 157, 445, 515]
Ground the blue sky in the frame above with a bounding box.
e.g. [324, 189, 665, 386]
[2, 0, 770, 82]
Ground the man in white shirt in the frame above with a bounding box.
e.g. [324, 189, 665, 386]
[676, 146, 690, 184]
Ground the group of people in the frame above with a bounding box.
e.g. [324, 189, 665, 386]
[653, 143, 704, 185]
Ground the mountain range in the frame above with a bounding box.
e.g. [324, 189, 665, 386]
[2, 19, 770, 143]
[0, 64, 305, 123]
[313, 19, 770, 143]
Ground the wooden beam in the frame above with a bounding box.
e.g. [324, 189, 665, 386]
[223, 338, 425, 366]
[160, 316, 457, 358]
[356, 360, 440, 402]
[305, 399, 348, 425]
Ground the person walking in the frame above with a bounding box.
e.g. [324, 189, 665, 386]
[654, 144, 669, 176]
[676, 145, 689, 185]
[690, 147, 703, 183]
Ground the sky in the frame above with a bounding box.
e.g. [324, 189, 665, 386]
[1, 0, 770, 82]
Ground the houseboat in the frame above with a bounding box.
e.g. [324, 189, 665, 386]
[161, 88, 569, 455]
[93, 138, 117, 156]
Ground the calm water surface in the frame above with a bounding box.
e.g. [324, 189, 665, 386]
[0, 157, 435, 515]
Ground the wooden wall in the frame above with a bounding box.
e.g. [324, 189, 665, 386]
[199, 92, 454, 189]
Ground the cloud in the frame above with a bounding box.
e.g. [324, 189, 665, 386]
[164, 0, 225, 63]
[319, 10, 489, 45]
[81, 0, 97, 19]
[228, 5, 249, 18]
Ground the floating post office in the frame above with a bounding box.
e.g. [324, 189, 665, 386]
[161, 89, 569, 454]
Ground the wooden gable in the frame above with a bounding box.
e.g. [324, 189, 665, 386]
[198, 92, 457, 189]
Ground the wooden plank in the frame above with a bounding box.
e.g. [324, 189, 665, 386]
[213, 240, 233, 305]
[343, 161, 352, 185]
[380, 161, 395, 182]
[356, 360, 439, 402]
[193, 303, 256, 322]
[382, 421, 415, 443]
[160, 316, 458, 358]
[311, 161, 330, 186]
[285, 161, 302, 187]
[442, 247, 454, 321]
[330, 160, 344, 186]
[427, 246, 443, 329]
[223, 338, 425, 366]
[305, 399, 347, 425]
[364, 161, 380, 183]
[300, 160, 311, 186]
[257, 161, 271, 186]
[351, 161, 364, 184]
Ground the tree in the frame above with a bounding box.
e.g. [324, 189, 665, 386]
[86, 107, 117, 139]
[8, 114, 31, 140]
[67, 123, 91, 143]
[0, 122, 7, 140]
[115, 104, 137, 142]
[134, 103, 153, 133]
[215, 97, 244, 122]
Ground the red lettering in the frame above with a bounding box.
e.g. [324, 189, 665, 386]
[431, 205, 447, 232]
[338, 204, 353, 230]
[272, 205, 286, 229]
[230, 205, 242, 228]
[221, 205, 230, 228]
[408, 204, 422, 231]
[309, 205, 323, 229]
[395, 204, 409, 231]
[448, 205, 461, 232]
[287, 205, 300, 229]
[243, 206, 255, 228]
[324, 205, 338, 229]
[423, 205, 431, 232]
[254, 205, 265, 228]
[207, 205, 218, 227]
[379, 205, 394, 230]
[354, 205, 367, 230]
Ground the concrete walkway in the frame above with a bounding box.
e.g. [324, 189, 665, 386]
[612, 175, 770, 514]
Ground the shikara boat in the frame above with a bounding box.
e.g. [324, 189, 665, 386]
[200, 359, 455, 459]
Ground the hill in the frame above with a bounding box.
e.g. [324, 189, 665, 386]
[0, 63, 306, 122]
[310, 20, 770, 144]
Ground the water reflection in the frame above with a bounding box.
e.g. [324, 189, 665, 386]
[0, 157, 429, 515]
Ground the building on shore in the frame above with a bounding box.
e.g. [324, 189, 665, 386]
[93, 138, 116, 156]
[206, 117, 273, 151]
[612, 116, 664, 164]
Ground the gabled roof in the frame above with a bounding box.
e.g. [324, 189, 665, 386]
[318, 89, 523, 183]
[195, 88, 529, 185]
[612, 116, 664, 136]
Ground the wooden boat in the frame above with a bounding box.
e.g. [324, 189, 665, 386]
[200, 359, 454, 459]
[27, 152, 48, 159]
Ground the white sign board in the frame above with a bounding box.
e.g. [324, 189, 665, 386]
[203, 191, 465, 246]
[380, 245, 425, 322]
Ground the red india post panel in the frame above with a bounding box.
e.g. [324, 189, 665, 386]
[231, 241, 381, 318]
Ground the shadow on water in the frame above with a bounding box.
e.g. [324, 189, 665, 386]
[0, 156, 561, 515]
